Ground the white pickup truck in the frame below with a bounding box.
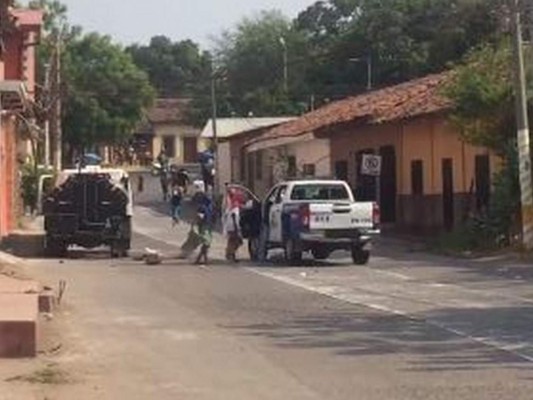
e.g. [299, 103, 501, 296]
[241, 180, 380, 265]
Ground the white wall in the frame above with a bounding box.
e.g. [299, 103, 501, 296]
[289, 138, 331, 177]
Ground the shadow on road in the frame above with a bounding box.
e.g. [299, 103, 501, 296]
[225, 306, 533, 373]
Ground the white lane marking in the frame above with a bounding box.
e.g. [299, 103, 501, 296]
[371, 269, 412, 281]
[248, 268, 533, 364]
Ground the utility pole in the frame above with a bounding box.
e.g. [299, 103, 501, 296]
[43, 62, 51, 168]
[511, 0, 533, 249]
[51, 36, 62, 171]
[279, 37, 288, 94]
[366, 55, 372, 91]
[349, 56, 372, 91]
[210, 67, 220, 197]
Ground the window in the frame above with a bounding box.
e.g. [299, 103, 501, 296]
[302, 163, 316, 177]
[162, 136, 176, 158]
[290, 184, 350, 201]
[276, 186, 288, 203]
[287, 156, 297, 177]
[411, 160, 424, 195]
[255, 151, 263, 180]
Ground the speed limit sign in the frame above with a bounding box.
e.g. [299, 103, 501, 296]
[361, 154, 382, 176]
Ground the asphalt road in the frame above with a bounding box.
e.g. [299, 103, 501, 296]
[3, 191, 533, 398]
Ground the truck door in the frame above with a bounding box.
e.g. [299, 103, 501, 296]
[269, 185, 287, 243]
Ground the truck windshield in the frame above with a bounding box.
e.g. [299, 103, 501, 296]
[290, 184, 350, 201]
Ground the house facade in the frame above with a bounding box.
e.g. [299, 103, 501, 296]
[229, 73, 498, 233]
[0, 3, 42, 239]
[147, 98, 204, 165]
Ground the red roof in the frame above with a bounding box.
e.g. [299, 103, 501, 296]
[247, 72, 452, 146]
[147, 98, 191, 124]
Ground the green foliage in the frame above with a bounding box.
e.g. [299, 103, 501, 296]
[127, 37, 211, 98]
[294, 0, 501, 104]
[63, 33, 156, 148]
[443, 42, 515, 153]
[215, 10, 311, 117]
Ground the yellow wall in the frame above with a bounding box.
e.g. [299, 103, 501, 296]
[399, 116, 497, 196]
[151, 123, 201, 164]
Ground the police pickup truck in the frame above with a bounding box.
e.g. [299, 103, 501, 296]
[243, 180, 380, 265]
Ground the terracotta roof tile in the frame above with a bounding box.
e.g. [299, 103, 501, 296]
[247, 72, 452, 146]
[147, 98, 191, 124]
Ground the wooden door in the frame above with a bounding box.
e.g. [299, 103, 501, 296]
[442, 158, 455, 231]
[183, 137, 198, 164]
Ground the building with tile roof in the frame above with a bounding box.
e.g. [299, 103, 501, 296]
[229, 72, 498, 233]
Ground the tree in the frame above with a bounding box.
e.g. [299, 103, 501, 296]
[214, 10, 311, 117]
[127, 36, 211, 98]
[63, 33, 155, 149]
[294, 0, 501, 104]
[442, 41, 532, 246]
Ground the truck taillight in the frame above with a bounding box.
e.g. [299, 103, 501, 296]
[299, 204, 310, 228]
[372, 202, 380, 227]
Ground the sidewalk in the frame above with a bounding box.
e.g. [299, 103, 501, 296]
[0, 222, 53, 358]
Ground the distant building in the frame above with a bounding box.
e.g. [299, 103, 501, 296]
[227, 72, 498, 233]
[135, 98, 204, 165]
[200, 117, 296, 188]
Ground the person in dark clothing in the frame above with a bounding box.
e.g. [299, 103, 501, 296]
[160, 172, 169, 201]
[198, 149, 215, 191]
[194, 196, 213, 265]
[170, 186, 183, 225]
[175, 168, 190, 194]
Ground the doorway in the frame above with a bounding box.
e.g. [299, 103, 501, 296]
[335, 160, 348, 182]
[379, 146, 397, 223]
[442, 158, 455, 230]
[183, 137, 198, 164]
[355, 150, 376, 202]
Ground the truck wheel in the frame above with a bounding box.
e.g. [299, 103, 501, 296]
[45, 237, 67, 258]
[284, 239, 302, 265]
[110, 240, 128, 258]
[311, 248, 330, 260]
[352, 247, 370, 265]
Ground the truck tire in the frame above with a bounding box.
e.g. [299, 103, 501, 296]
[352, 247, 370, 265]
[110, 240, 128, 258]
[45, 236, 67, 258]
[284, 239, 302, 265]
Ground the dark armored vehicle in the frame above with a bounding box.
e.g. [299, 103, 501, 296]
[42, 167, 133, 257]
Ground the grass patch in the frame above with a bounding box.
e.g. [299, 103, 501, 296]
[6, 364, 71, 385]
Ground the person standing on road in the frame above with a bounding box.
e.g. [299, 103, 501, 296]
[176, 168, 190, 194]
[194, 192, 213, 265]
[224, 188, 244, 262]
[170, 186, 183, 225]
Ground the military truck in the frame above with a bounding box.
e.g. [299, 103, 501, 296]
[42, 166, 133, 257]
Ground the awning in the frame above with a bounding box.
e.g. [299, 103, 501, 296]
[0, 80, 29, 113]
